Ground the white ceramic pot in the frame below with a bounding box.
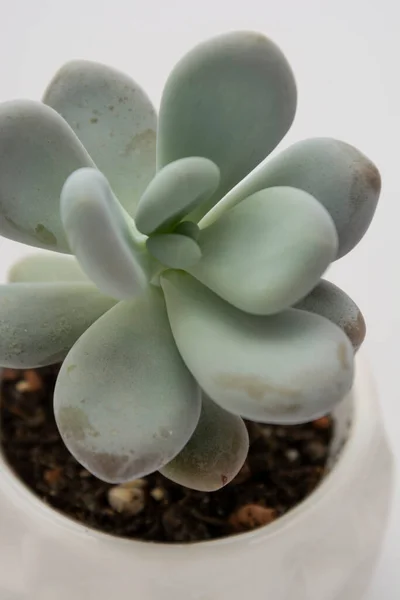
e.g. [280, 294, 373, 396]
[0, 356, 394, 600]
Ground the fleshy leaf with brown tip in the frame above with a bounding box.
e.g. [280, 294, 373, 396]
[202, 138, 380, 258]
[294, 279, 366, 351]
[161, 271, 354, 425]
[160, 395, 249, 491]
[54, 287, 201, 483]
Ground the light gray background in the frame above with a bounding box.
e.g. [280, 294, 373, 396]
[0, 1, 398, 597]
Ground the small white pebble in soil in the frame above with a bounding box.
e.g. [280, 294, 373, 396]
[15, 371, 42, 393]
[15, 380, 31, 393]
[108, 485, 145, 516]
[150, 487, 165, 501]
[285, 449, 300, 462]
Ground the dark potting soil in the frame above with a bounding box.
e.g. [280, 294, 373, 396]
[0, 365, 333, 543]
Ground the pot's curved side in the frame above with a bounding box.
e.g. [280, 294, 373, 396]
[0, 356, 394, 600]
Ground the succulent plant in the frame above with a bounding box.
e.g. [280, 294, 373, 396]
[0, 31, 379, 491]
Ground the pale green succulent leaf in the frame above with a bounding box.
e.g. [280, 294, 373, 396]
[61, 168, 148, 300]
[295, 279, 366, 351]
[160, 394, 249, 491]
[147, 233, 201, 269]
[0, 283, 116, 368]
[0, 100, 94, 252]
[173, 221, 200, 240]
[161, 272, 354, 424]
[157, 31, 297, 221]
[9, 253, 88, 283]
[189, 187, 338, 315]
[202, 138, 381, 258]
[44, 60, 157, 214]
[54, 288, 201, 483]
[135, 157, 220, 234]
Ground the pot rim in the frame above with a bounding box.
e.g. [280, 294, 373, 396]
[0, 354, 377, 554]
